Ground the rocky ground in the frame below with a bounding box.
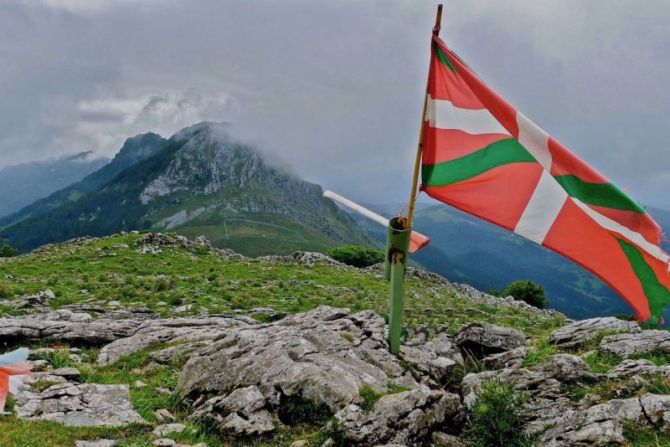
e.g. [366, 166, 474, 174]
[1, 233, 669, 446]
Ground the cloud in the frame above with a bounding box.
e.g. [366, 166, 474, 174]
[69, 90, 236, 157]
[1, 0, 668, 209]
[18, 0, 161, 14]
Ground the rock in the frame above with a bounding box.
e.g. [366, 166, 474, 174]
[536, 394, 670, 446]
[549, 317, 639, 348]
[607, 359, 659, 379]
[535, 403, 624, 446]
[482, 346, 527, 370]
[0, 311, 148, 344]
[539, 354, 595, 382]
[154, 408, 175, 423]
[134, 380, 147, 388]
[11, 289, 55, 309]
[431, 432, 465, 447]
[290, 441, 308, 447]
[15, 383, 144, 427]
[400, 333, 463, 384]
[153, 440, 176, 447]
[334, 386, 460, 445]
[97, 317, 247, 365]
[257, 251, 344, 267]
[220, 410, 275, 437]
[173, 304, 193, 313]
[76, 441, 117, 447]
[600, 330, 670, 357]
[319, 439, 334, 447]
[51, 367, 81, 380]
[454, 322, 526, 358]
[179, 307, 419, 415]
[153, 423, 186, 437]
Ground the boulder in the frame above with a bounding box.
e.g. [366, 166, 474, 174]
[536, 403, 624, 446]
[400, 333, 463, 384]
[10, 289, 55, 309]
[153, 423, 186, 437]
[76, 441, 117, 447]
[334, 386, 460, 446]
[549, 317, 639, 349]
[179, 307, 418, 414]
[0, 311, 148, 344]
[454, 322, 525, 358]
[539, 354, 595, 382]
[607, 359, 659, 379]
[482, 346, 527, 370]
[15, 382, 144, 427]
[97, 317, 247, 365]
[600, 330, 670, 357]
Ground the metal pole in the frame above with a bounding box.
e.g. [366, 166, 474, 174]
[405, 4, 443, 231]
[386, 217, 411, 353]
[386, 5, 443, 354]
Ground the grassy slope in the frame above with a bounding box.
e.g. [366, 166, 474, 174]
[17, 233, 668, 446]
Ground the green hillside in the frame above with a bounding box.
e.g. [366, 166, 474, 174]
[0, 233, 567, 446]
[356, 203, 670, 321]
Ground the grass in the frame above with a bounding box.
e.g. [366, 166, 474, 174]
[523, 337, 558, 367]
[0, 233, 565, 339]
[582, 351, 622, 374]
[463, 380, 534, 447]
[358, 384, 410, 412]
[623, 421, 670, 446]
[0, 233, 568, 446]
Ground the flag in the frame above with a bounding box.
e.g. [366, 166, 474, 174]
[421, 35, 670, 322]
[0, 348, 32, 413]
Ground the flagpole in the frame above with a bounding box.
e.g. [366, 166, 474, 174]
[386, 4, 443, 355]
[405, 4, 442, 230]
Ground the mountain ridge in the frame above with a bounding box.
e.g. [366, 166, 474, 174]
[0, 153, 109, 219]
[0, 122, 367, 256]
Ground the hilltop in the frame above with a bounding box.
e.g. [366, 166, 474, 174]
[1, 234, 670, 446]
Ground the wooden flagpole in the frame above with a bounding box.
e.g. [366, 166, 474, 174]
[405, 4, 443, 230]
[387, 4, 443, 354]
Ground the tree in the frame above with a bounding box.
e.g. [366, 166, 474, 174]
[502, 280, 548, 309]
[0, 244, 17, 258]
[326, 245, 385, 268]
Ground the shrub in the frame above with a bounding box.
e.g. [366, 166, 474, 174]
[327, 245, 384, 268]
[464, 380, 533, 447]
[502, 280, 547, 309]
[0, 282, 12, 299]
[0, 244, 17, 258]
[277, 395, 332, 425]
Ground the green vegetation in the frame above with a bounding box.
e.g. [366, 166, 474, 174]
[327, 245, 384, 268]
[0, 233, 567, 446]
[0, 282, 12, 299]
[0, 244, 17, 258]
[278, 396, 332, 426]
[358, 384, 410, 412]
[0, 233, 564, 338]
[503, 280, 548, 309]
[623, 421, 670, 446]
[463, 380, 534, 447]
[522, 337, 558, 367]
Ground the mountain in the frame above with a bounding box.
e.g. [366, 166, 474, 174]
[0, 132, 167, 229]
[0, 152, 109, 218]
[357, 202, 670, 321]
[0, 122, 367, 256]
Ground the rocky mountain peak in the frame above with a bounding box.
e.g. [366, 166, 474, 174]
[115, 132, 166, 164]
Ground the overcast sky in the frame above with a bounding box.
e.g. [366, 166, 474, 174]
[2, 0, 669, 209]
